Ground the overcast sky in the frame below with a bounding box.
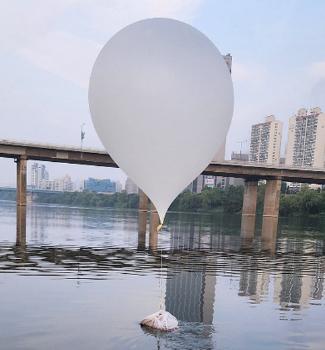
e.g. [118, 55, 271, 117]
[0, 0, 324, 187]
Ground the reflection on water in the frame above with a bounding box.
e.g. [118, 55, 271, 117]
[0, 200, 325, 350]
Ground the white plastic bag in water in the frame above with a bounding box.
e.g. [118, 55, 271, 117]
[140, 310, 178, 331]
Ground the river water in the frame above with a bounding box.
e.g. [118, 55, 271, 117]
[0, 200, 324, 350]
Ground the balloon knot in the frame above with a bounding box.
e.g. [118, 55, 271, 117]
[157, 224, 163, 232]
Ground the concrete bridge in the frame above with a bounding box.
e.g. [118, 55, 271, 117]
[1, 139, 325, 244]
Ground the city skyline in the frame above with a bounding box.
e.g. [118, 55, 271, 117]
[2, 103, 325, 190]
[27, 161, 124, 193]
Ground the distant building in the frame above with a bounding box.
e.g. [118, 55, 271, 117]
[188, 151, 249, 192]
[186, 175, 204, 193]
[309, 184, 322, 191]
[285, 107, 325, 168]
[250, 115, 282, 165]
[40, 174, 73, 192]
[115, 181, 123, 193]
[287, 182, 301, 192]
[31, 163, 49, 189]
[202, 175, 227, 190]
[204, 176, 216, 189]
[31, 162, 74, 192]
[84, 178, 116, 193]
[231, 152, 249, 162]
[73, 180, 84, 192]
[125, 177, 138, 194]
[227, 152, 250, 187]
[55, 175, 73, 192]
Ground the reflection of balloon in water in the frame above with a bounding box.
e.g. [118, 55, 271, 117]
[89, 18, 234, 224]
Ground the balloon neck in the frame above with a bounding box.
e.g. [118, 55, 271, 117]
[157, 223, 163, 232]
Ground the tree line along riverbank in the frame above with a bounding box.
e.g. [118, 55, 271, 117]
[0, 185, 324, 216]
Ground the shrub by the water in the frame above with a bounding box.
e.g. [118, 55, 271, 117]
[280, 188, 323, 215]
[33, 191, 139, 210]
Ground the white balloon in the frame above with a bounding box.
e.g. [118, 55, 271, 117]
[89, 18, 234, 223]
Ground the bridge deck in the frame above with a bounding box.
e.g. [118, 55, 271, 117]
[1, 140, 325, 184]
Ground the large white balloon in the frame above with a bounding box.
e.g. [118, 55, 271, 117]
[89, 18, 234, 223]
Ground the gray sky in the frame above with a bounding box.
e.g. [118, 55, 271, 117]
[0, 0, 324, 187]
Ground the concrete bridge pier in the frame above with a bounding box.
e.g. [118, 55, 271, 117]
[16, 156, 27, 246]
[16, 205, 26, 246]
[261, 178, 281, 244]
[138, 189, 149, 213]
[138, 190, 149, 249]
[16, 156, 27, 206]
[149, 202, 160, 253]
[138, 190, 148, 229]
[137, 211, 147, 250]
[240, 180, 258, 240]
[261, 216, 277, 254]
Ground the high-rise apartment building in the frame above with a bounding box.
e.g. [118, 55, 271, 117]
[186, 175, 204, 193]
[115, 181, 123, 193]
[40, 174, 73, 192]
[31, 163, 49, 189]
[250, 115, 282, 165]
[285, 107, 325, 168]
[125, 177, 138, 194]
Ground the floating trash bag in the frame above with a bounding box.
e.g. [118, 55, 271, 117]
[140, 310, 178, 331]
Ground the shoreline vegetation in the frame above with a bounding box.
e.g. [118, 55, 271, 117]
[1, 184, 325, 216]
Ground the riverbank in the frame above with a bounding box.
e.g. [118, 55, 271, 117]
[1, 185, 325, 216]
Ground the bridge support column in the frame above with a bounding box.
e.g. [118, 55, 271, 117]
[139, 189, 149, 213]
[149, 202, 160, 253]
[262, 178, 281, 244]
[16, 205, 26, 246]
[16, 156, 27, 206]
[16, 156, 27, 246]
[240, 180, 258, 239]
[138, 190, 148, 243]
[137, 211, 147, 250]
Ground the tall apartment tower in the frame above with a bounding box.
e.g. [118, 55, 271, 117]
[285, 107, 325, 168]
[31, 162, 49, 189]
[249, 115, 282, 165]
